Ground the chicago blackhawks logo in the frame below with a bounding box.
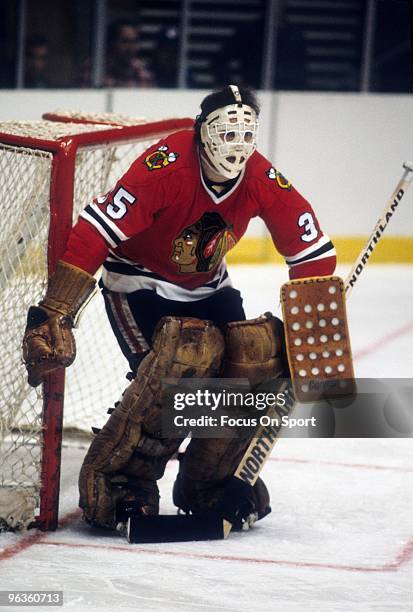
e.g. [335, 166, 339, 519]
[266, 166, 292, 190]
[171, 212, 237, 273]
[144, 145, 179, 171]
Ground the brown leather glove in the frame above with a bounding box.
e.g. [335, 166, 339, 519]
[23, 261, 96, 387]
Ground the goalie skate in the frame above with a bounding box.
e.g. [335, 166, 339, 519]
[281, 276, 355, 402]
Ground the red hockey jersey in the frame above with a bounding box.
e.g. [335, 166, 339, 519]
[63, 129, 335, 299]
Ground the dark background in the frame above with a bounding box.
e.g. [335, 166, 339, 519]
[0, 0, 411, 91]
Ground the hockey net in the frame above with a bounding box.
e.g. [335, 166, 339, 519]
[0, 112, 193, 531]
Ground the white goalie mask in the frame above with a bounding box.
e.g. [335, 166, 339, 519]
[199, 85, 259, 180]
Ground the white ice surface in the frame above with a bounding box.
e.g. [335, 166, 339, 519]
[1, 264, 413, 612]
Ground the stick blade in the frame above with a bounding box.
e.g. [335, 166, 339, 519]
[127, 513, 225, 543]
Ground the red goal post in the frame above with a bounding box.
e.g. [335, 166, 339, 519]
[0, 113, 193, 532]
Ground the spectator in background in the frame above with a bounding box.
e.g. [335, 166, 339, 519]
[151, 27, 179, 88]
[80, 18, 154, 88]
[24, 35, 50, 88]
[104, 18, 153, 87]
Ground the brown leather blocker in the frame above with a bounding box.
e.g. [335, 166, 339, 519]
[280, 276, 355, 402]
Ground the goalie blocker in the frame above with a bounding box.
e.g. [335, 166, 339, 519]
[281, 275, 355, 403]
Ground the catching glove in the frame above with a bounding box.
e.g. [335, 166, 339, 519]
[23, 261, 96, 387]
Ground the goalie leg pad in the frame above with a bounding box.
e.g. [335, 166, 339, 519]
[122, 436, 183, 482]
[79, 316, 225, 529]
[172, 314, 285, 521]
[222, 313, 287, 385]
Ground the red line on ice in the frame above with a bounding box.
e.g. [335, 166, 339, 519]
[0, 530, 46, 562]
[1, 506, 413, 573]
[386, 537, 413, 569]
[353, 319, 413, 361]
[0, 509, 81, 562]
[34, 539, 402, 573]
[1, 459, 412, 569]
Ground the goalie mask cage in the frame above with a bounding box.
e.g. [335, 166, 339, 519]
[0, 112, 193, 532]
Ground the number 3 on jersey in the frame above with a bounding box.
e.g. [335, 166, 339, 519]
[298, 212, 318, 243]
[104, 186, 136, 220]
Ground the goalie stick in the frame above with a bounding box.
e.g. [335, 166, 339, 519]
[127, 162, 413, 544]
[345, 161, 413, 296]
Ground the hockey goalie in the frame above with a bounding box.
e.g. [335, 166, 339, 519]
[23, 85, 337, 538]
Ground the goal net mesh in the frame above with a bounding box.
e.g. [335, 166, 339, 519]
[0, 144, 51, 528]
[0, 114, 178, 529]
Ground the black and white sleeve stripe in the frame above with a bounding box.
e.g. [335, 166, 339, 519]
[285, 235, 336, 268]
[80, 203, 129, 249]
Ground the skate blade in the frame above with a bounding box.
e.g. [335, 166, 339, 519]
[127, 513, 227, 543]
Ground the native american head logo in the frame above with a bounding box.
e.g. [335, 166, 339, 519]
[144, 145, 179, 171]
[171, 212, 237, 273]
[266, 166, 292, 190]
